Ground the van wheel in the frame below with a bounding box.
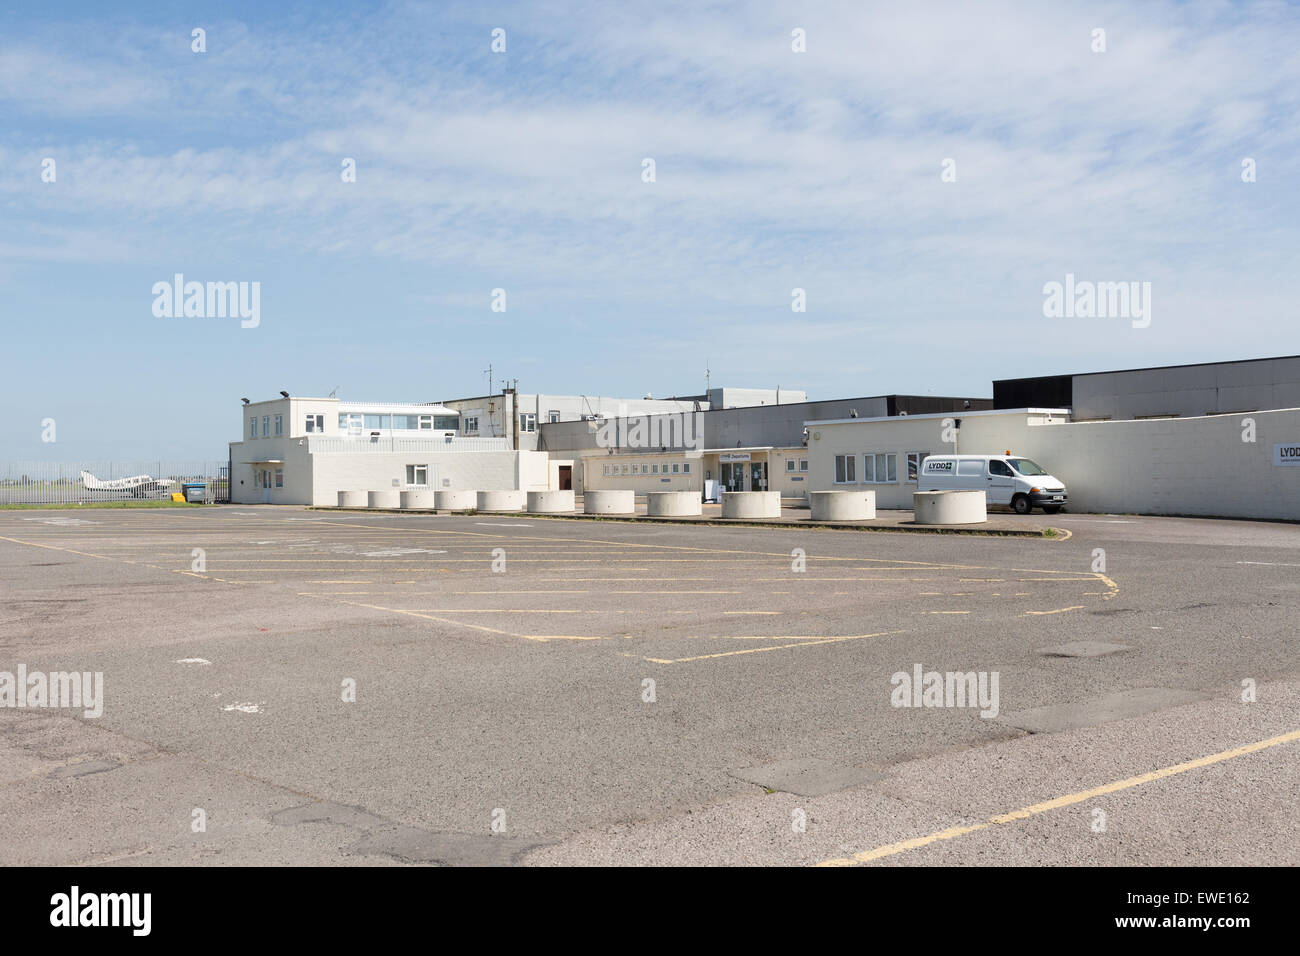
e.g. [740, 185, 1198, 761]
[1011, 495, 1032, 515]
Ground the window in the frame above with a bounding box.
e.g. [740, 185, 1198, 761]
[406, 464, 428, 486]
[671, 463, 680, 474]
[621, 464, 630, 475]
[464, 416, 479, 434]
[261, 416, 269, 437]
[274, 468, 283, 488]
[363, 414, 389, 430]
[799, 459, 809, 472]
[418, 415, 432, 430]
[305, 414, 324, 433]
[863, 453, 897, 484]
[906, 451, 931, 482]
[988, 459, 1013, 477]
[249, 417, 257, 439]
[682, 462, 690, 474]
[641, 464, 649, 474]
[548, 410, 561, 424]
[274, 415, 283, 436]
[651, 464, 659, 474]
[834, 454, 856, 484]
[520, 413, 537, 433]
[957, 459, 984, 477]
[434, 416, 459, 430]
[786, 459, 796, 472]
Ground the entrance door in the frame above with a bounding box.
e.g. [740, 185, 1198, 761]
[750, 461, 767, 491]
[558, 465, 572, 491]
[721, 462, 744, 492]
[260, 469, 272, 503]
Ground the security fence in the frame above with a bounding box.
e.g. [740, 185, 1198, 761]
[0, 461, 230, 505]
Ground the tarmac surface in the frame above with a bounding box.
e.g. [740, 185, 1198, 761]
[1, 505, 1296, 866]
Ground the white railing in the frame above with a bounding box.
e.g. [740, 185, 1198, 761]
[305, 436, 511, 454]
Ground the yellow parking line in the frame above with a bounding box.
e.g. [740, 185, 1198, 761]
[816, 727, 1300, 867]
[645, 631, 901, 664]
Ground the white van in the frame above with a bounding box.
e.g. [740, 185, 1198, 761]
[919, 454, 1068, 514]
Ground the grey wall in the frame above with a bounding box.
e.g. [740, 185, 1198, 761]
[1072, 356, 1300, 420]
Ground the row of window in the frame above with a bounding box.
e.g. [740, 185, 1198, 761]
[519, 411, 562, 433]
[835, 451, 932, 485]
[784, 459, 810, 472]
[340, 413, 459, 432]
[249, 414, 286, 438]
[601, 461, 693, 476]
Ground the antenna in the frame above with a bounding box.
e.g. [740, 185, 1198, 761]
[327, 385, 339, 398]
[483, 364, 493, 396]
[705, 361, 710, 396]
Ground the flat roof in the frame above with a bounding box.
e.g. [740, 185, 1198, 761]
[806, 407, 1070, 427]
[994, 354, 1300, 384]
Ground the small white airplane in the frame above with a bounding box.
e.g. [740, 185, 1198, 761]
[80, 470, 175, 497]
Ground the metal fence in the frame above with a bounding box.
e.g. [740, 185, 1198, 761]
[0, 460, 230, 505]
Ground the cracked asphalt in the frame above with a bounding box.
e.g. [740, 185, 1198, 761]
[1, 505, 1296, 865]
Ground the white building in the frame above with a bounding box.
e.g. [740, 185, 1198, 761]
[228, 395, 564, 505]
[438, 386, 802, 451]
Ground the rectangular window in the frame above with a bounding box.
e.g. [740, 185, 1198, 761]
[621, 464, 630, 475]
[274, 414, 283, 436]
[261, 416, 269, 437]
[249, 417, 257, 439]
[862, 454, 875, 483]
[548, 410, 561, 423]
[785, 459, 796, 472]
[418, 415, 432, 430]
[641, 464, 649, 474]
[834, 454, 856, 484]
[906, 451, 930, 482]
[671, 463, 680, 474]
[405, 464, 428, 486]
[274, 468, 283, 488]
[305, 414, 324, 433]
[799, 459, 809, 472]
[863, 453, 898, 483]
[464, 416, 479, 433]
[682, 462, 690, 474]
[651, 464, 659, 474]
[520, 413, 537, 433]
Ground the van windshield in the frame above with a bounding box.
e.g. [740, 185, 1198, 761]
[1008, 458, 1048, 476]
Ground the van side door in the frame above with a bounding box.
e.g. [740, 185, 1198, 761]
[986, 458, 1016, 505]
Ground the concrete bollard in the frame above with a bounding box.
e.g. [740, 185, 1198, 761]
[399, 489, 437, 510]
[527, 490, 575, 514]
[913, 490, 986, 524]
[721, 491, 781, 519]
[434, 490, 477, 511]
[367, 490, 401, 509]
[337, 490, 367, 508]
[583, 490, 635, 515]
[477, 490, 526, 512]
[809, 490, 876, 521]
[646, 491, 703, 517]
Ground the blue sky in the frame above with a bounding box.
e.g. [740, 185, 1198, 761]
[3, 0, 1299, 459]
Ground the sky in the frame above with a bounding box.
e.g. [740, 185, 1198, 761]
[2, 0, 1299, 460]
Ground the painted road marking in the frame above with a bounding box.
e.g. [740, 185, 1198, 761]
[816, 727, 1300, 867]
[644, 631, 903, 664]
[1024, 605, 1086, 616]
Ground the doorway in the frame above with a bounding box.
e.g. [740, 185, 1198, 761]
[558, 465, 572, 490]
[749, 461, 767, 491]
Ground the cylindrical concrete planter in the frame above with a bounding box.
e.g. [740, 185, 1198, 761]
[477, 490, 526, 512]
[435, 490, 477, 511]
[646, 491, 703, 517]
[337, 490, 367, 508]
[400, 489, 436, 510]
[367, 490, 401, 509]
[913, 490, 987, 524]
[721, 491, 781, 519]
[527, 490, 575, 514]
[810, 490, 876, 521]
[584, 489, 635, 515]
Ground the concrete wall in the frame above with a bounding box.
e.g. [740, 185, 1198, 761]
[1072, 357, 1300, 421]
[806, 407, 1300, 519]
[578, 451, 702, 494]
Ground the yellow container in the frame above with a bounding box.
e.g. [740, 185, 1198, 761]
[171, 492, 186, 503]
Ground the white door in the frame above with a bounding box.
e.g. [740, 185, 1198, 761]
[986, 459, 1016, 505]
[261, 469, 272, 503]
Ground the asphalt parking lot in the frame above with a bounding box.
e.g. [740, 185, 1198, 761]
[1, 505, 1297, 865]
